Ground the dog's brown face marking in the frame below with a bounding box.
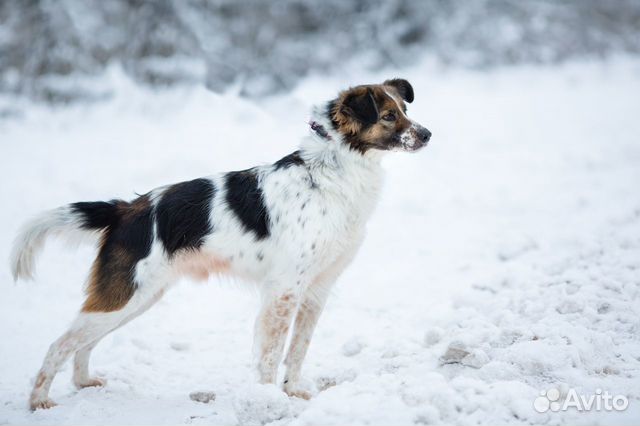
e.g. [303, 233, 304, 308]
[330, 79, 431, 153]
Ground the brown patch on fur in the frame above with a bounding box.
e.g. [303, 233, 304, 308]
[331, 86, 369, 136]
[275, 293, 295, 317]
[261, 293, 297, 342]
[82, 248, 135, 312]
[172, 250, 231, 281]
[118, 195, 150, 218]
[256, 292, 298, 383]
[82, 195, 153, 313]
[260, 293, 297, 350]
[34, 372, 46, 389]
[331, 84, 412, 153]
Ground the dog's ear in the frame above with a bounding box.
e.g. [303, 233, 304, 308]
[384, 78, 414, 103]
[341, 88, 379, 125]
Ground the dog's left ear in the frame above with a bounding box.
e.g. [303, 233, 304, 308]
[341, 88, 379, 125]
[384, 78, 414, 103]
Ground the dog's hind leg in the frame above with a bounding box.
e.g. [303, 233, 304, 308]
[72, 287, 166, 389]
[72, 340, 105, 389]
[71, 318, 136, 389]
[29, 310, 126, 410]
[30, 283, 166, 410]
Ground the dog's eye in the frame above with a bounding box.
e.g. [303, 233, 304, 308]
[382, 112, 396, 122]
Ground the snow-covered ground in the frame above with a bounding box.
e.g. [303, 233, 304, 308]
[1, 58, 639, 425]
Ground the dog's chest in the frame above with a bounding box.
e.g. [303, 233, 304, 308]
[264, 163, 383, 271]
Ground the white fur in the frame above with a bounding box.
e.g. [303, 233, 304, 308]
[10, 206, 101, 281]
[20, 104, 403, 408]
[159, 107, 384, 390]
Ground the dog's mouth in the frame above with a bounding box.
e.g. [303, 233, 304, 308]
[404, 138, 429, 152]
[386, 140, 428, 153]
[411, 140, 429, 151]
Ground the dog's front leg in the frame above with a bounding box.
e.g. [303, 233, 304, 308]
[282, 240, 363, 398]
[282, 288, 329, 399]
[253, 288, 300, 384]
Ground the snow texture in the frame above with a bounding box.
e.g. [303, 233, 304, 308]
[1, 0, 640, 103]
[1, 57, 640, 425]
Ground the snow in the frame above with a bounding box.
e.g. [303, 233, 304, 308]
[1, 57, 640, 425]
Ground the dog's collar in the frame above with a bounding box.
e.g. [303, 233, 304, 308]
[309, 120, 332, 141]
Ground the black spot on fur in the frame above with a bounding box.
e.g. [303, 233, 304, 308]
[384, 78, 414, 103]
[99, 197, 154, 269]
[156, 178, 215, 256]
[72, 201, 120, 231]
[225, 169, 270, 239]
[342, 88, 378, 125]
[73, 196, 153, 261]
[274, 150, 304, 170]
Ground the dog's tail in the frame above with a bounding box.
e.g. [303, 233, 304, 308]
[10, 201, 120, 281]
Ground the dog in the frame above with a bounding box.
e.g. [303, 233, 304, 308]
[10, 78, 431, 410]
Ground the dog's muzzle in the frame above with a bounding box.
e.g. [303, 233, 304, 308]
[404, 124, 431, 151]
[417, 126, 431, 143]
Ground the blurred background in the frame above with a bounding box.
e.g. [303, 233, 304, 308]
[1, 0, 639, 107]
[2, 2, 640, 425]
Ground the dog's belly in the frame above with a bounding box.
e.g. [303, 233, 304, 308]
[171, 250, 232, 281]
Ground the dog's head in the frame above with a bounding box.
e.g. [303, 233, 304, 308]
[326, 79, 431, 154]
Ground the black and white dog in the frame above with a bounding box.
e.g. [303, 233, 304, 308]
[11, 78, 431, 410]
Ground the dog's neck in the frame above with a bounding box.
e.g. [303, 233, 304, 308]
[300, 104, 385, 170]
[297, 105, 385, 208]
[309, 120, 332, 141]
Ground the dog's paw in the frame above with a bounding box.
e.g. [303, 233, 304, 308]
[30, 398, 57, 411]
[285, 387, 312, 400]
[283, 377, 316, 400]
[74, 377, 107, 389]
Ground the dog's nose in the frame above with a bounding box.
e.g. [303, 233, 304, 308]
[418, 127, 431, 142]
